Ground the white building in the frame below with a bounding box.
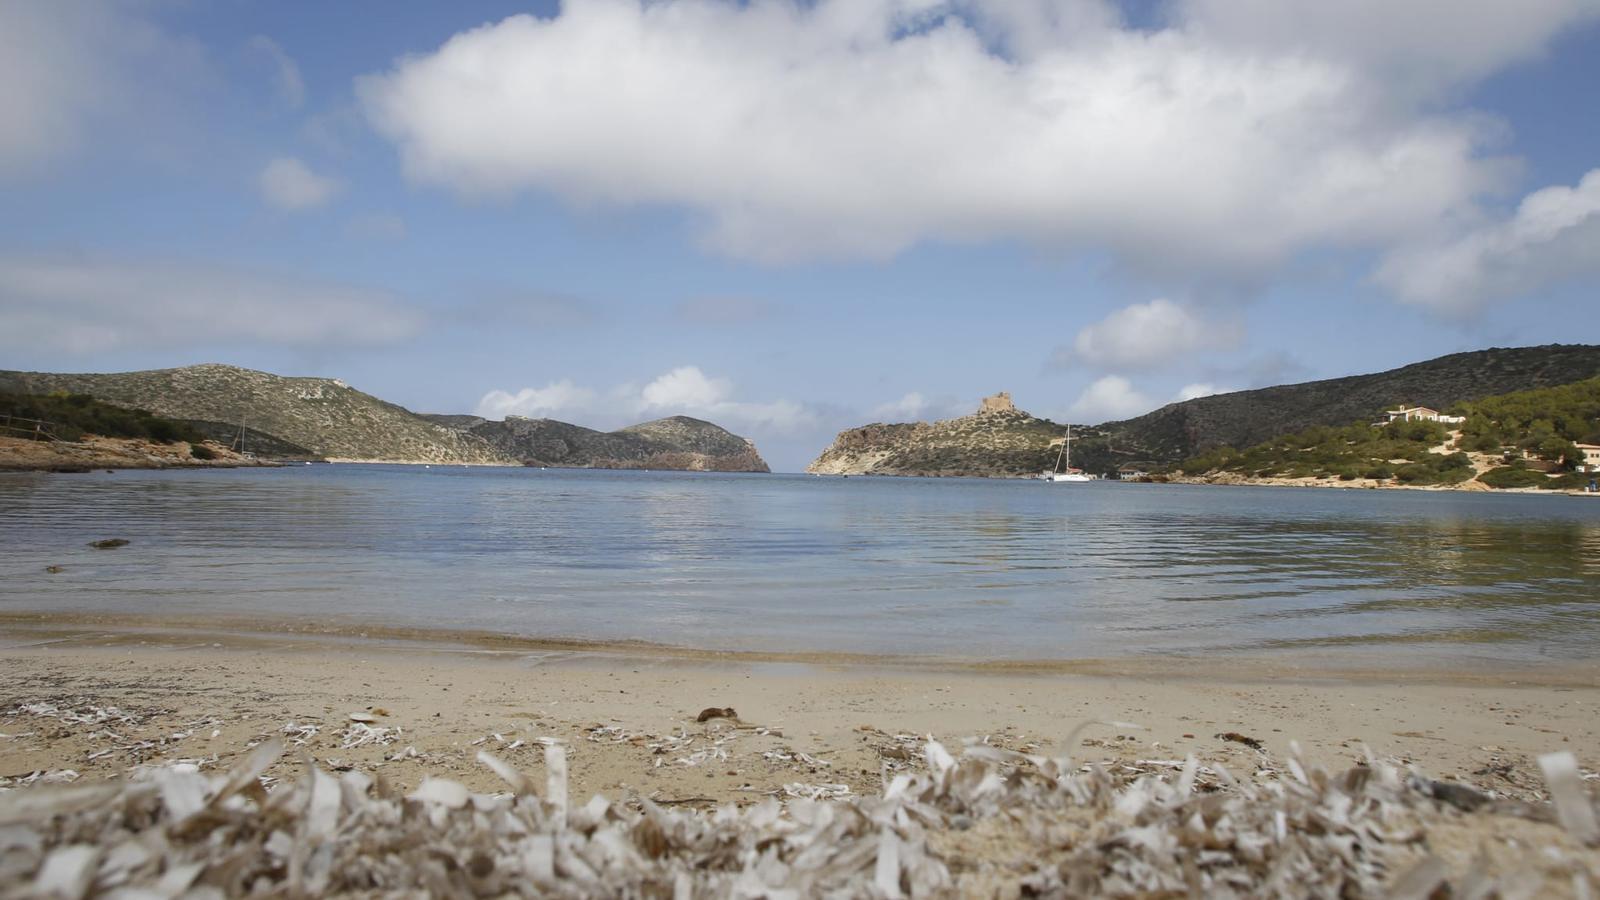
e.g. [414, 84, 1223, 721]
[1384, 406, 1466, 425]
[1577, 443, 1600, 474]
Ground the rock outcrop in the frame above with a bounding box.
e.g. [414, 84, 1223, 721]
[808, 393, 1091, 477]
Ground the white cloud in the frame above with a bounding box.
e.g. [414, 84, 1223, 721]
[872, 392, 929, 421]
[355, 0, 1590, 273]
[246, 35, 305, 109]
[639, 366, 815, 431]
[259, 157, 339, 211]
[0, 3, 204, 177]
[476, 380, 596, 419]
[1055, 298, 1242, 370]
[1068, 375, 1154, 422]
[0, 255, 423, 354]
[1174, 382, 1229, 402]
[1375, 168, 1600, 316]
[641, 366, 733, 409]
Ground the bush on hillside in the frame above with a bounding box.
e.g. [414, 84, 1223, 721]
[1478, 466, 1551, 489]
[0, 392, 205, 445]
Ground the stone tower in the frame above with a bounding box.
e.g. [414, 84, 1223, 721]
[978, 391, 1016, 414]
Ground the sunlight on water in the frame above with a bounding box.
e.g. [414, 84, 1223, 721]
[2, 466, 1599, 662]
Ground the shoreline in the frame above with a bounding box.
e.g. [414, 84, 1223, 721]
[4, 610, 1597, 687]
[0, 435, 279, 472]
[1162, 472, 1599, 496]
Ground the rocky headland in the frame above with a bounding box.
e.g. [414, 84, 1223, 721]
[808, 392, 1088, 477]
[429, 414, 769, 472]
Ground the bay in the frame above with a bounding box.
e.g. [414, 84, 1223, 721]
[2, 465, 1598, 663]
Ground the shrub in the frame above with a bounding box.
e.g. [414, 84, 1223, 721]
[190, 444, 217, 460]
[1478, 466, 1550, 489]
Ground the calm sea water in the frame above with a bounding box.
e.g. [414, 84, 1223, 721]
[2, 465, 1599, 663]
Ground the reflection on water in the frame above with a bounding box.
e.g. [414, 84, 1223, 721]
[2, 466, 1599, 662]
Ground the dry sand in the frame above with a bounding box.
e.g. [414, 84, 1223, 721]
[2, 619, 1594, 807]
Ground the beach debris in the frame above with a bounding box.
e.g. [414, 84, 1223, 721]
[1540, 751, 1600, 845]
[87, 538, 129, 549]
[696, 706, 738, 723]
[347, 711, 378, 723]
[0, 733, 1593, 897]
[280, 721, 320, 746]
[1217, 731, 1266, 751]
[339, 722, 401, 749]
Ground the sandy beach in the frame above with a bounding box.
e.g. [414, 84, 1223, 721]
[4, 619, 1599, 894]
[3, 617, 1596, 803]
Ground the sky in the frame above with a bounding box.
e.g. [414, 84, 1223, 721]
[2, 1, 1599, 472]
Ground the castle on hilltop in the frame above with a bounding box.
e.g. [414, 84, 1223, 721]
[978, 392, 1016, 414]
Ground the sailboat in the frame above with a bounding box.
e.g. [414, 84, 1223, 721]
[1044, 424, 1094, 483]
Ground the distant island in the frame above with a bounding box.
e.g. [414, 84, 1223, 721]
[0, 364, 769, 473]
[423, 413, 769, 473]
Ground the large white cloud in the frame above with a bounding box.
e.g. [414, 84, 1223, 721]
[1376, 168, 1600, 315]
[259, 157, 340, 211]
[355, 0, 1587, 273]
[0, 256, 423, 354]
[1054, 298, 1242, 370]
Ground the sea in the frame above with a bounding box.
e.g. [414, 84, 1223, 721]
[3, 465, 1599, 665]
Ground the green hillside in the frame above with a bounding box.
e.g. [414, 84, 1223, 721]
[1179, 376, 1600, 490]
[1099, 344, 1600, 465]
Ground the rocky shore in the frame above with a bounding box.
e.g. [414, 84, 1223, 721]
[0, 436, 277, 472]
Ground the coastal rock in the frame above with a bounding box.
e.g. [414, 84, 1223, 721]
[808, 394, 1098, 478]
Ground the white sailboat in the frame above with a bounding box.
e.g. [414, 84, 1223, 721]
[1044, 424, 1094, 483]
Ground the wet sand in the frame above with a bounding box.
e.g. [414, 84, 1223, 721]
[2, 618, 1594, 807]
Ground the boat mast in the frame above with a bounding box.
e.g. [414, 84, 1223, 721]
[1052, 424, 1070, 474]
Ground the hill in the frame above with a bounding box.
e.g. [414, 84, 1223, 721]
[808, 392, 1099, 477]
[435, 414, 769, 472]
[1176, 376, 1600, 491]
[1100, 344, 1600, 465]
[0, 364, 508, 464]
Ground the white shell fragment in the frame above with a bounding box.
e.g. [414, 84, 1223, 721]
[0, 734, 1594, 896]
[1540, 751, 1600, 846]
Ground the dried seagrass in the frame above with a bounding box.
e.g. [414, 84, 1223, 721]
[0, 737, 1595, 898]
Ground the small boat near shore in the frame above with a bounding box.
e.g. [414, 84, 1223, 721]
[1043, 424, 1094, 483]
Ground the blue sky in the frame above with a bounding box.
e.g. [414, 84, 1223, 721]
[2, 1, 1599, 471]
